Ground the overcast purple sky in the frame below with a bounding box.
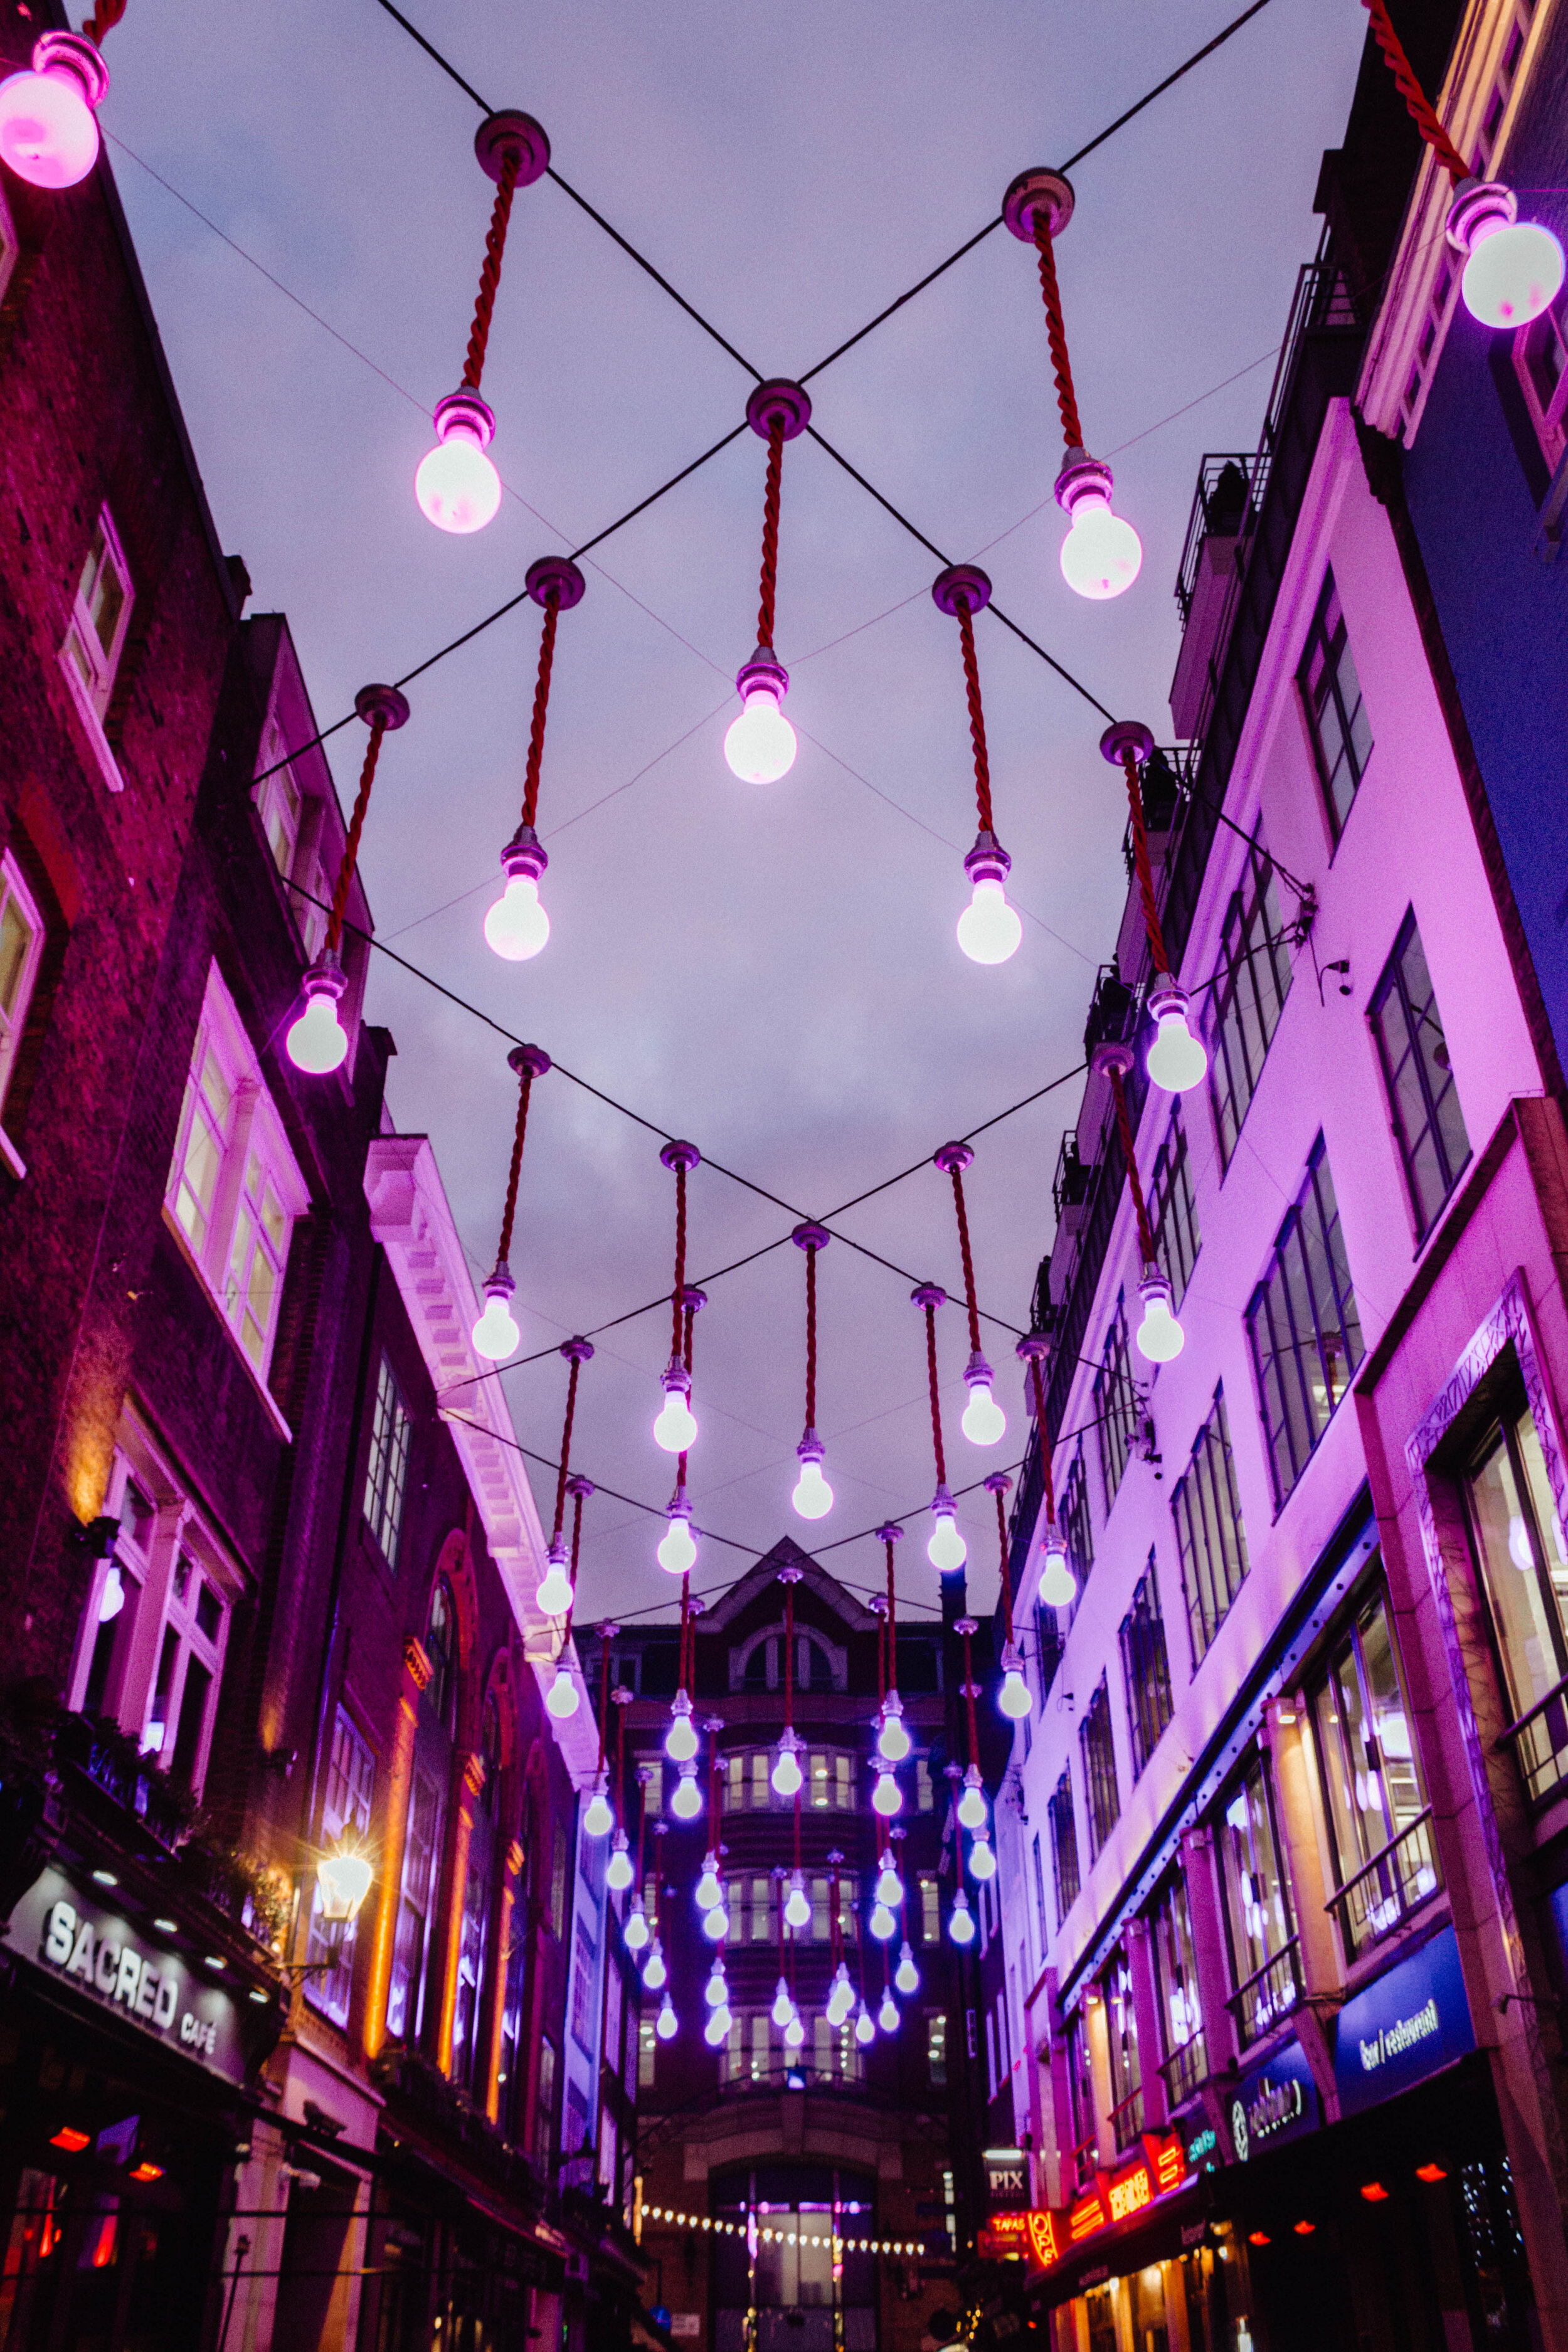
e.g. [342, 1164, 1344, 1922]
[105, 0, 1367, 1631]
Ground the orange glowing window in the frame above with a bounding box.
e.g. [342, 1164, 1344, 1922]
[1415, 2164, 1447, 2184]
[1360, 2183, 1389, 2203]
[1293, 2220, 1315, 2236]
[129, 2163, 164, 2183]
[49, 2128, 90, 2153]
[1248, 2231, 1271, 2247]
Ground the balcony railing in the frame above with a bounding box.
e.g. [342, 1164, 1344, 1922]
[1109, 2084, 1146, 2153]
[1325, 1808, 1443, 1959]
[1499, 1670, 1568, 1805]
[1069, 2134, 1099, 2193]
[1158, 2032, 1208, 2108]
[1225, 1936, 1301, 2048]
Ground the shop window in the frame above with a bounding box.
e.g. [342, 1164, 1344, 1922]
[60, 508, 133, 786]
[304, 1709, 375, 2025]
[1298, 568, 1373, 834]
[1206, 832, 1292, 1167]
[1118, 1558, 1173, 1777]
[1216, 1749, 1298, 2047]
[1094, 1300, 1138, 1507]
[926, 2011, 947, 2087]
[1150, 1870, 1206, 2104]
[165, 962, 307, 1386]
[1369, 911, 1470, 1241]
[1086, 2289, 1117, 2352]
[1062, 1449, 1094, 1617]
[1246, 1139, 1364, 1506]
[1513, 287, 1568, 471]
[1103, 1944, 1143, 2148]
[0, 849, 46, 1131]
[363, 1355, 411, 1567]
[1151, 1104, 1202, 1310]
[1463, 1392, 1568, 1804]
[1048, 1769, 1081, 1924]
[1309, 1584, 1439, 1960]
[386, 1763, 442, 2042]
[1172, 1387, 1251, 1666]
[1079, 1678, 1120, 1860]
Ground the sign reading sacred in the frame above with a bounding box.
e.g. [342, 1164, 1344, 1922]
[975, 2134, 1188, 2272]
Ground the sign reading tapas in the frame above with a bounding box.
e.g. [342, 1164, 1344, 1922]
[993, 2135, 1187, 2274]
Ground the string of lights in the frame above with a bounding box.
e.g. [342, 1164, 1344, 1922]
[638, 2203, 931, 2257]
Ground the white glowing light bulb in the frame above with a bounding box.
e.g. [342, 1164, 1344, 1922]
[1143, 981, 1207, 1092]
[997, 1643, 1032, 1723]
[704, 2008, 730, 2047]
[623, 1898, 650, 1953]
[894, 1942, 919, 1997]
[665, 1692, 699, 1763]
[656, 1993, 677, 2040]
[877, 1695, 911, 1764]
[484, 844, 550, 961]
[724, 658, 797, 784]
[772, 1730, 804, 1798]
[957, 874, 1023, 965]
[702, 1902, 729, 1942]
[705, 1961, 729, 2008]
[792, 1436, 834, 1521]
[1039, 1520, 1077, 1610]
[784, 2011, 805, 2050]
[654, 1364, 698, 1454]
[772, 1978, 795, 2028]
[643, 1939, 667, 1991]
[1057, 456, 1142, 600]
[969, 1833, 997, 1882]
[545, 1665, 580, 1720]
[949, 1890, 977, 1946]
[98, 1563, 125, 1624]
[583, 1777, 613, 1839]
[956, 1766, 987, 1833]
[927, 1491, 967, 1573]
[534, 1540, 573, 1617]
[960, 1356, 1006, 1446]
[784, 1872, 811, 1932]
[855, 2002, 876, 2046]
[1136, 1268, 1185, 1364]
[826, 1966, 854, 2027]
[416, 391, 502, 533]
[872, 1769, 903, 1818]
[286, 963, 349, 1075]
[869, 1902, 896, 1942]
[876, 1857, 903, 1909]
[672, 1764, 703, 1821]
[1449, 181, 1566, 328]
[657, 1494, 698, 1576]
[878, 1989, 900, 2033]
[696, 1855, 721, 1911]
[0, 34, 107, 190]
[607, 1832, 635, 1893]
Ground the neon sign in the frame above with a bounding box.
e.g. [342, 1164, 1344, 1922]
[1007, 2134, 1187, 2272]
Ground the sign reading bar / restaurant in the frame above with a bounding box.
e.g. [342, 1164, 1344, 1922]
[1333, 1924, 1475, 2117]
[977, 2136, 1188, 2273]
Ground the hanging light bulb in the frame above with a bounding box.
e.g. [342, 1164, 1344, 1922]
[472, 1270, 521, 1362]
[957, 1765, 988, 1833]
[286, 958, 349, 1074]
[696, 1853, 722, 1912]
[826, 1964, 855, 2027]
[705, 1960, 729, 2008]
[583, 1775, 613, 1840]
[1056, 454, 1142, 600]
[927, 1488, 967, 1572]
[704, 2006, 731, 2048]
[724, 650, 797, 783]
[1448, 179, 1566, 327]
[653, 1360, 698, 1454]
[656, 1991, 678, 2040]
[878, 1989, 901, 2034]
[869, 1900, 896, 1942]
[1135, 1266, 1185, 1364]
[484, 832, 550, 961]
[97, 1561, 125, 1624]
[771, 1727, 805, 1798]
[1039, 1517, 1077, 1609]
[607, 1831, 635, 1894]
[415, 389, 502, 534]
[894, 1942, 920, 1997]
[877, 1692, 911, 1764]
[960, 1352, 1007, 1446]
[792, 1433, 834, 1520]
[0, 33, 108, 190]
[545, 1664, 580, 1720]
[665, 1691, 700, 1764]
[672, 1763, 703, 1821]
[956, 837, 1023, 966]
[1145, 980, 1208, 1093]
[969, 1833, 998, 1882]
[771, 1977, 795, 2029]
[783, 1871, 812, 1932]
[854, 2001, 876, 2046]
[784, 2010, 805, 2050]
[657, 1490, 698, 1576]
[997, 1641, 1032, 1722]
[949, 1889, 977, 1946]
[623, 1897, 650, 1955]
[872, 1768, 903, 1819]
[642, 1937, 667, 1991]
[876, 1855, 904, 1909]
[534, 1539, 573, 1618]
[702, 1899, 729, 1942]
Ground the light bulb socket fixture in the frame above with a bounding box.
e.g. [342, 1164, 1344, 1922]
[962, 830, 1012, 889]
[482, 1262, 516, 1308]
[1446, 176, 1517, 257]
[1089, 1037, 1135, 1083]
[912, 1281, 946, 1315]
[31, 29, 110, 108]
[1002, 166, 1074, 241]
[874, 1521, 904, 1547]
[660, 1138, 702, 1176]
[930, 1482, 958, 1520]
[431, 386, 496, 452]
[525, 552, 586, 610]
[475, 108, 551, 185]
[931, 562, 992, 617]
[1016, 1330, 1052, 1368]
[963, 1349, 996, 1395]
[745, 378, 813, 442]
[1054, 449, 1116, 519]
[796, 1429, 825, 1469]
[735, 644, 790, 701]
[298, 953, 347, 1016]
[985, 1468, 1012, 1498]
[499, 825, 548, 886]
[507, 1041, 553, 1083]
[660, 1358, 693, 1404]
[1099, 716, 1156, 770]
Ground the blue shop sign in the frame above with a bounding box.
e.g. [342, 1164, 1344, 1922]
[1333, 1925, 1475, 2117]
[1227, 2039, 1318, 2163]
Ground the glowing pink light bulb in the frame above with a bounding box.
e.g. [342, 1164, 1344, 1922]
[472, 1268, 521, 1363]
[1056, 453, 1141, 600]
[1448, 179, 1565, 328]
[416, 390, 502, 534]
[956, 837, 1022, 965]
[1145, 981, 1207, 1093]
[484, 831, 549, 961]
[286, 958, 349, 1075]
[0, 34, 107, 190]
[724, 650, 796, 783]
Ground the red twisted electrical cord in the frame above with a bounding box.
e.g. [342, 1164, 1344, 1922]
[1032, 209, 1086, 453]
[634, 1767, 651, 1894]
[670, 1162, 689, 1358]
[551, 1352, 583, 1541]
[804, 1241, 818, 1430]
[946, 1162, 983, 1357]
[1029, 1359, 1057, 1524]
[677, 1296, 697, 1487]
[679, 1574, 692, 1695]
[953, 599, 996, 838]
[1108, 1063, 1157, 1265]
[988, 1475, 1015, 1644]
[1121, 746, 1172, 980]
[921, 1297, 948, 1486]
[872, 1598, 887, 1708]
[83, 0, 127, 42]
[594, 1625, 615, 1774]
[1360, 0, 1470, 181]
[494, 1059, 540, 1268]
[518, 591, 560, 831]
[326, 716, 388, 955]
[757, 415, 787, 647]
[463, 146, 522, 393]
[782, 1575, 797, 1732]
[960, 1623, 980, 1766]
[884, 1532, 899, 1683]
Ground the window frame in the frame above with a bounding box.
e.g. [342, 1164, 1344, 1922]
[1215, 1747, 1299, 2048]
[1149, 1870, 1206, 2104]
[1297, 566, 1374, 836]
[1093, 1300, 1138, 1509]
[1246, 1138, 1364, 1508]
[1048, 1769, 1081, 1925]
[1171, 1385, 1251, 1666]
[1369, 909, 1471, 1242]
[1306, 1582, 1441, 1959]
[1205, 833, 1292, 1168]
[1079, 1677, 1121, 1861]
[1118, 1557, 1174, 1779]
[1460, 1390, 1568, 1804]
[1061, 1448, 1094, 1623]
[1150, 1104, 1201, 1311]
[363, 1353, 413, 1567]
[58, 507, 134, 792]
[303, 1708, 377, 2025]
[1513, 287, 1568, 473]
[0, 847, 46, 1142]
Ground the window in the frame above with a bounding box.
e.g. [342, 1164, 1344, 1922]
[1207, 834, 1292, 1165]
[638, 2017, 657, 2090]
[1298, 568, 1373, 832]
[1150, 1106, 1201, 1310]
[1079, 1679, 1120, 1860]
[303, 1710, 376, 2026]
[0, 850, 45, 1130]
[1031, 1835, 1050, 1964]
[60, 509, 133, 783]
[810, 2011, 862, 2085]
[363, 1356, 412, 1565]
[1513, 287, 1568, 472]
[1150, 1872, 1205, 2104]
[1216, 1750, 1297, 2046]
[1093, 1301, 1138, 1507]
[1035, 1602, 1064, 1704]
[735, 1627, 844, 1694]
[255, 723, 304, 879]
[1103, 1946, 1143, 2149]
[534, 2040, 557, 2173]
[1310, 1586, 1439, 1959]
[1064, 2007, 1096, 2189]
[919, 1875, 940, 1944]
[425, 1581, 455, 1735]
[1061, 1450, 1093, 1616]
[165, 965, 306, 1386]
[1048, 1770, 1081, 1924]
[570, 1920, 597, 2053]
[1118, 1559, 1173, 1778]
[926, 2012, 948, 2087]
[1370, 913, 1470, 1239]
[1463, 1395, 1568, 1803]
[1246, 1139, 1364, 1505]
[722, 1745, 857, 1811]
[1172, 1387, 1250, 1665]
[549, 1826, 568, 1939]
[450, 1836, 491, 2091]
[915, 1757, 935, 1813]
[386, 1763, 442, 2042]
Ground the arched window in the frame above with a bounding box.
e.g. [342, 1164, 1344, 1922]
[479, 1690, 502, 1820]
[799, 1637, 835, 1693]
[425, 1579, 454, 1733]
[743, 1640, 774, 1692]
